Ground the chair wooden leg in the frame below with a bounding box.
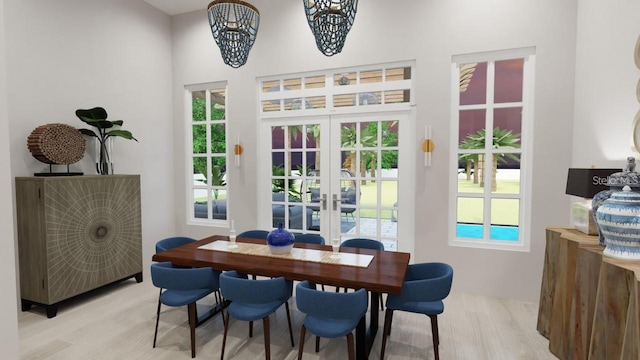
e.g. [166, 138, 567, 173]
[298, 325, 306, 360]
[153, 290, 162, 348]
[249, 321, 253, 337]
[263, 316, 271, 360]
[285, 302, 295, 347]
[221, 310, 230, 360]
[379, 309, 394, 360]
[428, 314, 440, 360]
[346, 332, 355, 360]
[188, 302, 197, 358]
[315, 336, 320, 352]
[379, 293, 384, 311]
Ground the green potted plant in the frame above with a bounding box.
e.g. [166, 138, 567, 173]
[76, 107, 137, 175]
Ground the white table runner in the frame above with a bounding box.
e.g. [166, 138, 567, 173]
[198, 240, 373, 268]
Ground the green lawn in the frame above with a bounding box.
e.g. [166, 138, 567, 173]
[456, 178, 520, 225]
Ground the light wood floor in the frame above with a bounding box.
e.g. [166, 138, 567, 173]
[18, 276, 556, 360]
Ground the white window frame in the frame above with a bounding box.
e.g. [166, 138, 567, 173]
[185, 81, 230, 226]
[449, 47, 535, 252]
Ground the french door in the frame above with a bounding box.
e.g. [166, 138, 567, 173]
[261, 112, 414, 252]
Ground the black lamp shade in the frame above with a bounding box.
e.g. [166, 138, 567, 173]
[565, 168, 619, 198]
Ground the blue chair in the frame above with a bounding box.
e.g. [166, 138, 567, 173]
[294, 233, 325, 245]
[155, 237, 222, 304]
[155, 236, 197, 253]
[295, 281, 368, 360]
[379, 262, 454, 360]
[237, 230, 270, 240]
[219, 271, 295, 360]
[339, 238, 385, 309]
[151, 262, 221, 358]
[341, 238, 384, 251]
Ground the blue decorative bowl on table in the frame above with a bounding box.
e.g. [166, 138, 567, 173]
[267, 223, 295, 254]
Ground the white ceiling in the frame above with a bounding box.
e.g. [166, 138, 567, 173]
[144, 0, 210, 16]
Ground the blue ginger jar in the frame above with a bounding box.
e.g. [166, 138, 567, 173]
[592, 157, 640, 245]
[267, 223, 295, 254]
[596, 186, 640, 260]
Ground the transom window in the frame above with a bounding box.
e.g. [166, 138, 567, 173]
[186, 82, 229, 224]
[449, 47, 535, 251]
[260, 64, 412, 114]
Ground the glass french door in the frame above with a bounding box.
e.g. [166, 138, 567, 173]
[263, 112, 411, 252]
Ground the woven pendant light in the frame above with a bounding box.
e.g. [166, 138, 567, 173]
[207, 0, 260, 68]
[303, 0, 358, 56]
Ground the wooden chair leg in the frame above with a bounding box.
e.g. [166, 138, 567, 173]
[428, 314, 440, 360]
[263, 316, 271, 360]
[221, 310, 230, 360]
[379, 309, 394, 360]
[298, 325, 306, 360]
[188, 302, 197, 358]
[285, 302, 295, 347]
[249, 320, 253, 337]
[346, 332, 355, 360]
[153, 290, 162, 348]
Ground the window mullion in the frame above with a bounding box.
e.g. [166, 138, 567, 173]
[483, 61, 496, 240]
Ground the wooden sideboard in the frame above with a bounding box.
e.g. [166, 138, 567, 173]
[538, 227, 640, 359]
[15, 175, 143, 318]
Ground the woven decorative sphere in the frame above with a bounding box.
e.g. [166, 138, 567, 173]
[27, 123, 85, 164]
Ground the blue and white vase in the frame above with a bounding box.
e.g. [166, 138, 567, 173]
[592, 157, 640, 245]
[267, 223, 295, 254]
[596, 186, 640, 260]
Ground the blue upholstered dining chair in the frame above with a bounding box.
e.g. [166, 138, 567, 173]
[237, 229, 270, 239]
[219, 270, 295, 360]
[379, 262, 454, 360]
[294, 233, 325, 245]
[295, 280, 368, 360]
[339, 238, 385, 309]
[155, 236, 197, 253]
[151, 262, 221, 358]
[155, 236, 222, 304]
[341, 238, 384, 251]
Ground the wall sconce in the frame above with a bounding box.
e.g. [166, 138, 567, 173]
[422, 126, 434, 166]
[234, 133, 243, 167]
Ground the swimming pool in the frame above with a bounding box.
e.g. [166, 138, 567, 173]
[456, 223, 519, 241]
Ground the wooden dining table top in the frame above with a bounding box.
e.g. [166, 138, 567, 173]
[152, 235, 411, 295]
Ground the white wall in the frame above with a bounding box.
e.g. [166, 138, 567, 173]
[0, 0, 20, 357]
[573, 0, 640, 166]
[4, 0, 175, 311]
[172, 0, 579, 301]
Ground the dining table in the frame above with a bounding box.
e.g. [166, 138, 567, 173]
[152, 234, 410, 360]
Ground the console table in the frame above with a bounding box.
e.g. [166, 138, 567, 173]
[538, 227, 640, 359]
[15, 175, 143, 317]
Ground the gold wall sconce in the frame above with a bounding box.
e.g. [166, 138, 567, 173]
[422, 125, 434, 167]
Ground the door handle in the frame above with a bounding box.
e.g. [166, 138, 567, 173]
[332, 194, 341, 211]
[320, 193, 327, 210]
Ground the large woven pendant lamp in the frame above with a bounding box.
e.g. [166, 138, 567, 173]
[303, 0, 358, 56]
[207, 0, 260, 68]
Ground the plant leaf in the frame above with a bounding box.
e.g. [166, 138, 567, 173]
[75, 107, 108, 121]
[105, 130, 138, 141]
[78, 117, 115, 129]
[78, 128, 98, 137]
